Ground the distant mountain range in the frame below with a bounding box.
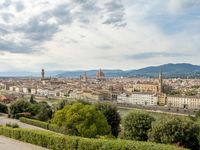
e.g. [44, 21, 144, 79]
[57, 63, 200, 78]
[1, 63, 200, 78]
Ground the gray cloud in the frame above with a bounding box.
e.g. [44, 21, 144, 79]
[0, 25, 9, 34]
[0, 39, 36, 54]
[16, 4, 72, 42]
[15, 1, 25, 12]
[72, 0, 101, 24]
[97, 44, 112, 50]
[0, 0, 11, 8]
[0, 0, 126, 54]
[17, 17, 59, 42]
[0, 0, 24, 12]
[51, 4, 72, 25]
[128, 52, 190, 60]
[65, 38, 79, 44]
[1, 13, 14, 22]
[103, 0, 126, 27]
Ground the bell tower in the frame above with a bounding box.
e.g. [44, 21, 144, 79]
[158, 68, 163, 93]
[41, 68, 45, 80]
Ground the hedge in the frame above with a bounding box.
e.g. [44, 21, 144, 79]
[20, 117, 48, 129]
[0, 126, 186, 150]
[19, 117, 68, 134]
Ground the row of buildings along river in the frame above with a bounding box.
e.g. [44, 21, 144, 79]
[1, 69, 200, 110]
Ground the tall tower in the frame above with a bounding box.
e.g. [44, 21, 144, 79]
[41, 68, 45, 80]
[84, 72, 88, 82]
[158, 68, 163, 93]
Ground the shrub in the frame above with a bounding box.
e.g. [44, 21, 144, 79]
[9, 100, 31, 118]
[15, 112, 32, 119]
[0, 103, 8, 113]
[148, 117, 199, 150]
[9, 100, 52, 121]
[5, 123, 19, 128]
[0, 126, 185, 150]
[123, 111, 155, 141]
[20, 117, 48, 129]
[48, 123, 68, 134]
[51, 102, 111, 138]
[29, 101, 52, 121]
[95, 102, 121, 137]
[20, 117, 68, 134]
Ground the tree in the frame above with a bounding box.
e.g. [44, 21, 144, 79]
[51, 102, 111, 138]
[0, 103, 7, 113]
[9, 100, 52, 121]
[95, 102, 121, 137]
[52, 99, 91, 112]
[123, 111, 155, 141]
[9, 100, 31, 118]
[148, 117, 199, 149]
[35, 102, 52, 121]
[52, 99, 69, 111]
[29, 101, 52, 121]
[30, 94, 36, 103]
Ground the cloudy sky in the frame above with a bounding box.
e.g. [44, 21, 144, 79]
[0, 0, 199, 71]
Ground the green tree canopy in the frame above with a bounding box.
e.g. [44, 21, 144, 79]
[0, 103, 7, 113]
[95, 102, 121, 137]
[9, 100, 52, 121]
[148, 117, 199, 149]
[51, 102, 111, 138]
[29, 101, 52, 121]
[123, 111, 155, 141]
[9, 100, 31, 118]
[30, 94, 36, 103]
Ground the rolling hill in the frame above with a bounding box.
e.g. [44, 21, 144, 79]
[57, 63, 200, 78]
[1, 63, 200, 78]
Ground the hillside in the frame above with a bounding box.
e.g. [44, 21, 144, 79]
[1, 63, 200, 78]
[57, 63, 200, 78]
[126, 63, 200, 78]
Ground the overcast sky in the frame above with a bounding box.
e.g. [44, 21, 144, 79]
[0, 0, 199, 71]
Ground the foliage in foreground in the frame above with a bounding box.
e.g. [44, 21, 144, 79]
[51, 102, 111, 138]
[0, 126, 185, 150]
[5, 123, 19, 128]
[148, 117, 199, 150]
[20, 117, 67, 134]
[95, 102, 121, 137]
[123, 111, 155, 141]
[0, 102, 7, 113]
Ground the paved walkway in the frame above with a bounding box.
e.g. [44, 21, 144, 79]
[0, 136, 48, 150]
[0, 114, 49, 149]
[0, 115, 46, 130]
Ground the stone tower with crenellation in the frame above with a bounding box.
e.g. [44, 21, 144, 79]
[41, 68, 45, 80]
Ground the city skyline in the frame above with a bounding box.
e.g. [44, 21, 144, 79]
[0, 0, 199, 71]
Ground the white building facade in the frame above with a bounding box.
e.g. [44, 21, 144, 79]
[167, 96, 200, 109]
[117, 93, 158, 106]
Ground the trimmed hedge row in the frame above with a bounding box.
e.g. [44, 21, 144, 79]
[20, 117, 68, 134]
[0, 127, 185, 150]
[20, 117, 48, 129]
